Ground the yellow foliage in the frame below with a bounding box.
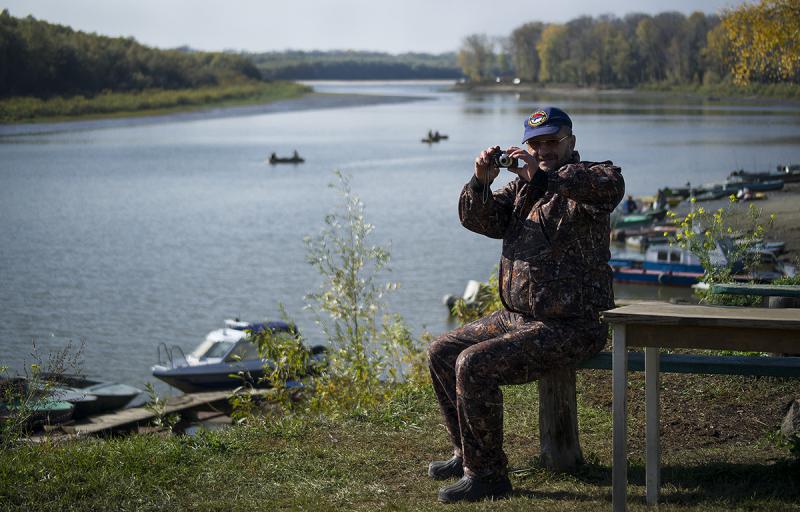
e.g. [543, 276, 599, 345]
[722, 0, 800, 84]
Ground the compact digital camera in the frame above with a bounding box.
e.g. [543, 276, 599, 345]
[489, 148, 518, 169]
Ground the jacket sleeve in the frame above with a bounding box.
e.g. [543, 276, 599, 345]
[547, 161, 625, 214]
[458, 176, 517, 239]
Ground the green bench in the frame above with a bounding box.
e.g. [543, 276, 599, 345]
[709, 283, 800, 298]
[579, 350, 800, 377]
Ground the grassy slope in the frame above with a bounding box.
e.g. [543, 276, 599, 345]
[0, 81, 311, 124]
[1, 370, 798, 511]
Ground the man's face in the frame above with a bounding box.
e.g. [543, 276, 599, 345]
[526, 126, 575, 172]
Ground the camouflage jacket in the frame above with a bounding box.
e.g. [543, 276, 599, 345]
[459, 152, 625, 320]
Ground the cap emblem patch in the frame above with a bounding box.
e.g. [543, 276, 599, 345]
[528, 110, 548, 127]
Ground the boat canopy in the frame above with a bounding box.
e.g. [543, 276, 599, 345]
[189, 320, 294, 362]
[224, 319, 292, 333]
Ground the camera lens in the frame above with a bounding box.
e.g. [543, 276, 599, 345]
[498, 154, 514, 168]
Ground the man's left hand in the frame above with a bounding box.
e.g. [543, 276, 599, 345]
[504, 146, 540, 183]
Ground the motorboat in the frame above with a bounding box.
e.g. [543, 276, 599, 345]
[722, 177, 784, 193]
[443, 280, 484, 309]
[610, 240, 792, 286]
[728, 165, 800, 184]
[152, 319, 327, 393]
[610, 245, 708, 286]
[611, 208, 668, 229]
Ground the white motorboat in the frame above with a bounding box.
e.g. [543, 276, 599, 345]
[152, 319, 326, 393]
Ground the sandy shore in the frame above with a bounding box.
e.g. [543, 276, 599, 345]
[754, 181, 800, 260]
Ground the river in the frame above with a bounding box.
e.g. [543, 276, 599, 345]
[1, 80, 799, 388]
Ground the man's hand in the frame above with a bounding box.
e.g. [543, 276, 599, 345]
[474, 146, 501, 185]
[504, 146, 541, 183]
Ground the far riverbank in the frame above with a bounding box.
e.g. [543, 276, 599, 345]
[453, 81, 800, 105]
[0, 91, 425, 137]
[0, 82, 311, 125]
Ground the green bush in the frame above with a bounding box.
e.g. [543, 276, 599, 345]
[666, 196, 774, 305]
[231, 172, 425, 421]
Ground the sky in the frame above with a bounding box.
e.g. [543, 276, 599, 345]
[4, 0, 746, 54]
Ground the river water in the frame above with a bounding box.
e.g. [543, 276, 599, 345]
[2, 80, 799, 388]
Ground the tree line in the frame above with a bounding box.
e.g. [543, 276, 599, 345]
[4, 2, 795, 100]
[0, 10, 263, 98]
[458, 1, 799, 87]
[249, 50, 462, 80]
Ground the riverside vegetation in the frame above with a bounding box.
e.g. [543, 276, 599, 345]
[1, 172, 799, 510]
[0, 10, 310, 122]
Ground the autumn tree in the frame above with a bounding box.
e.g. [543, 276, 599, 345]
[701, 21, 730, 84]
[536, 24, 568, 83]
[494, 36, 513, 78]
[510, 22, 544, 81]
[457, 34, 495, 81]
[721, 0, 800, 84]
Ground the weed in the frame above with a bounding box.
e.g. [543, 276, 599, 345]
[666, 195, 774, 305]
[143, 382, 179, 431]
[0, 339, 84, 445]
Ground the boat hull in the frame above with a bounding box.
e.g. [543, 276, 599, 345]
[613, 268, 702, 286]
[152, 360, 268, 393]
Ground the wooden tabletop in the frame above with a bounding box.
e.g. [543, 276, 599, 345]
[603, 302, 800, 328]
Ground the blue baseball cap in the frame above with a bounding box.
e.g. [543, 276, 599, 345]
[522, 107, 572, 144]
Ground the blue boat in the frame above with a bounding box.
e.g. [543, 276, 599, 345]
[611, 246, 713, 286]
[611, 241, 792, 286]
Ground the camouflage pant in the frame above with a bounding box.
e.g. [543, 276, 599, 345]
[427, 309, 606, 477]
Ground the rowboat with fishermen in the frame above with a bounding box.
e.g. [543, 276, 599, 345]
[268, 150, 304, 164]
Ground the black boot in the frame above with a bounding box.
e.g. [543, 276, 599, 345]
[437, 474, 512, 503]
[428, 455, 464, 480]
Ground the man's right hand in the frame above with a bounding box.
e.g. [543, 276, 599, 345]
[475, 146, 501, 185]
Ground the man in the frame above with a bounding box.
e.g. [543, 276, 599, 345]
[427, 107, 624, 503]
[623, 195, 638, 214]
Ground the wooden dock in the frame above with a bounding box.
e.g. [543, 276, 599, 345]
[29, 389, 265, 442]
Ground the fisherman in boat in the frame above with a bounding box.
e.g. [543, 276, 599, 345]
[427, 107, 624, 502]
[623, 194, 638, 213]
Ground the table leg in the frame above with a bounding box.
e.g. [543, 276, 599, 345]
[612, 323, 627, 512]
[645, 347, 660, 506]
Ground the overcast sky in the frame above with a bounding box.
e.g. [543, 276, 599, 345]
[4, 0, 746, 54]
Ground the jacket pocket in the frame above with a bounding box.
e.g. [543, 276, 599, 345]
[529, 266, 584, 318]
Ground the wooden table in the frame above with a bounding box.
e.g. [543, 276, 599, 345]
[602, 303, 800, 511]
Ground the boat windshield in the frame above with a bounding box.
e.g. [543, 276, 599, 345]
[224, 340, 261, 362]
[190, 340, 235, 360]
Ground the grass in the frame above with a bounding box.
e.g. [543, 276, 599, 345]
[0, 81, 311, 124]
[1, 369, 798, 511]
